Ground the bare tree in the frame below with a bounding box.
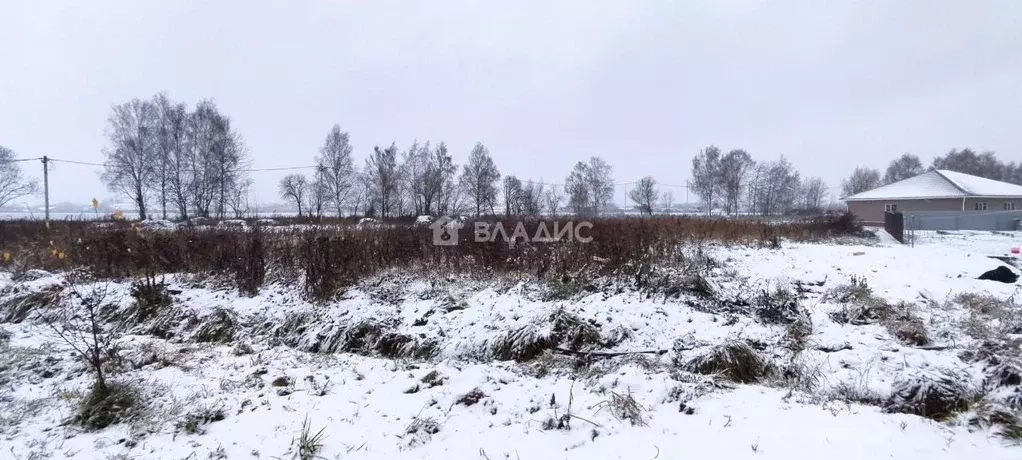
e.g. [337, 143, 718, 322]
[748, 157, 801, 215]
[691, 146, 721, 214]
[279, 174, 309, 217]
[883, 153, 924, 184]
[564, 162, 591, 216]
[931, 148, 1008, 180]
[564, 157, 614, 216]
[227, 177, 252, 218]
[307, 176, 330, 219]
[1005, 162, 1022, 186]
[800, 177, 827, 212]
[718, 149, 754, 215]
[352, 164, 373, 216]
[316, 125, 355, 217]
[628, 176, 659, 215]
[153, 93, 190, 219]
[365, 143, 401, 219]
[38, 273, 120, 400]
[459, 142, 501, 216]
[424, 142, 457, 216]
[431, 143, 460, 216]
[185, 100, 249, 219]
[400, 140, 426, 215]
[102, 98, 158, 220]
[544, 186, 563, 216]
[519, 180, 545, 217]
[0, 146, 38, 209]
[661, 190, 674, 215]
[841, 167, 882, 197]
[584, 157, 614, 214]
[503, 175, 523, 216]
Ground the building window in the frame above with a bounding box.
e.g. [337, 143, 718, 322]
[884, 203, 897, 212]
[974, 202, 987, 211]
[1006, 202, 1017, 211]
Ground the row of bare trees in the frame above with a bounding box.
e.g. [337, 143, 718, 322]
[101, 93, 250, 220]
[842, 149, 1022, 197]
[687, 146, 828, 215]
[278, 126, 623, 219]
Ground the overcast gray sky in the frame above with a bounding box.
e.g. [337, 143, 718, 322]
[2, 1, 1020, 207]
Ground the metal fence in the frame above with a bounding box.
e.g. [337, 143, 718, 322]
[901, 210, 1022, 232]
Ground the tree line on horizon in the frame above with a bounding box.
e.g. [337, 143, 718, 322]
[84, 92, 640, 220]
[841, 149, 1022, 198]
[687, 146, 830, 216]
[16, 93, 1013, 221]
[278, 126, 629, 219]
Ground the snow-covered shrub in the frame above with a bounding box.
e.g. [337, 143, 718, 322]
[954, 293, 1021, 341]
[593, 391, 646, 426]
[129, 275, 171, 322]
[755, 285, 808, 325]
[967, 399, 1022, 444]
[76, 381, 141, 430]
[1, 286, 60, 323]
[455, 388, 486, 406]
[490, 309, 601, 362]
[987, 358, 1022, 388]
[783, 314, 813, 352]
[883, 304, 930, 346]
[317, 320, 438, 359]
[685, 342, 773, 383]
[828, 293, 891, 325]
[176, 404, 226, 435]
[825, 275, 872, 304]
[884, 368, 978, 421]
[191, 309, 237, 344]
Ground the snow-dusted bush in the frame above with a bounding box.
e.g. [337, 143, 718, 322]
[490, 309, 601, 362]
[755, 285, 808, 325]
[76, 381, 141, 430]
[884, 368, 978, 420]
[883, 304, 930, 346]
[685, 342, 773, 383]
[191, 309, 237, 344]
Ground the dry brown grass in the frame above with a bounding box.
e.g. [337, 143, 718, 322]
[0, 215, 862, 295]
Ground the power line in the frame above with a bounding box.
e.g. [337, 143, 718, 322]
[46, 157, 319, 172]
[49, 158, 103, 166]
[0, 157, 44, 164]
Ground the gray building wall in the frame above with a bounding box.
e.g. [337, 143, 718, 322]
[847, 198, 961, 223]
[848, 197, 1022, 224]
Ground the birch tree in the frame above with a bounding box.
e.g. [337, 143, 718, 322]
[316, 125, 355, 217]
[459, 143, 500, 216]
[102, 98, 158, 220]
[691, 146, 721, 214]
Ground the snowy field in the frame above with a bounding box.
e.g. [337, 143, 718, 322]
[1, 230, 1022, 459]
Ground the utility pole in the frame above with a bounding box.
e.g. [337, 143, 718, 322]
[42, 156, 50, 229]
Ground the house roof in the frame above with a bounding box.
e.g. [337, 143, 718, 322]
[843, 170, 1022, 201]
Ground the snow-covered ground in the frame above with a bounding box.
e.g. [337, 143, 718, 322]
[1, 230, 1021, 459]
